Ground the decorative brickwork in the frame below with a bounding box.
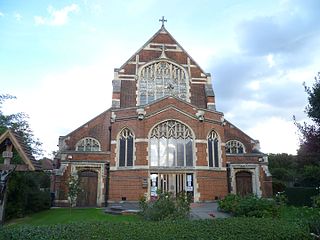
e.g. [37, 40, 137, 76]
[52, 24, 272, 206]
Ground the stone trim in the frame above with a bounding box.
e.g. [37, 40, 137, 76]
[229, 163, 262, 197]
[69, 161, 107, 207]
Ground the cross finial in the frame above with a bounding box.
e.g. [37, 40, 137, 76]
[159, 16, 167, 27]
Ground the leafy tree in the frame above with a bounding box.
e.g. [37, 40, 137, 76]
[0, 94, 42, 157]
[295, 72, 320, 186]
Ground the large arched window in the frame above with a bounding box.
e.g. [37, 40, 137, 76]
[207, 130, 220, 167]
[226, 140, 245, 154]
[138, 60, 189, 105]
[76, 137, 101, 152]
[118, 128, 134, 167]
[150, 120, 193, 167]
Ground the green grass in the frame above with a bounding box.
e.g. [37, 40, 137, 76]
[6, 208, 140, 226]
[2, 206, 318, 239]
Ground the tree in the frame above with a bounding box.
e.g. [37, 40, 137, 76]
[0, 94, 42, 157]
[68, 175, 82, 208]
[295, 73, 320, 186]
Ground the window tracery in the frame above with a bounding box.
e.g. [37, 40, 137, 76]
[138, 60, 189, 105]
[208, 131, 220, 167]
[150, 120, 193, 167]
[226, 140, 245, 154]
[118, 128, 134, 167]
[76, 137, 101, 152]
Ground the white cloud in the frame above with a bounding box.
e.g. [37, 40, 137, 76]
[34, 16, 46, 25]
[34, 4, 79, 26]
[266, 54, 275, 67]
[247, 117, 299, 154]
[0, 12, 4, 17]
[2, 60, 113, 157]
[14, 12, 22, 21]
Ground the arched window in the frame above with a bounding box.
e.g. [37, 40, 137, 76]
[76, 137, 101, 152]
[138, 60, 189, 105]
[208, 130, 220, 167]
[150, 120, 193, 167]
[226, 140, 245, 154]
[118, 128, 134, 167]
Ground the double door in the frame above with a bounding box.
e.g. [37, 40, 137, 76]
[150, 173, 194, 199]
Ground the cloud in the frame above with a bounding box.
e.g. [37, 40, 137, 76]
[34, 4, 79, 26]
[14, 12, 22, 21]
[247, 117, 299, 154]
[0, 12, 4, 17]
[2, 60, 113, 157]
[207, 0, 320, 154]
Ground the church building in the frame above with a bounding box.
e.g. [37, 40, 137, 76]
[52, 20, 272, 207]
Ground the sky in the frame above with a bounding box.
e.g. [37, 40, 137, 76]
[1, 0, 319, 158]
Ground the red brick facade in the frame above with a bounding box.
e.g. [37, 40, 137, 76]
[52, 25, 272, 207]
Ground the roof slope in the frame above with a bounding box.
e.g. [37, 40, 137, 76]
[0, 129, 41, 171]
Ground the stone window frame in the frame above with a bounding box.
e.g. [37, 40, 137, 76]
[137, 59, 190, 106]
[207, 130, 221, 168]
[75, 137, 101, 152]
[226, 140, 246, 154]
[148, 119, 195, 168]
[117, 128, 135, 168]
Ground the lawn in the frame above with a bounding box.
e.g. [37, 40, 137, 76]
[5, 208, 140, 226]
[1, 206, 317, 240]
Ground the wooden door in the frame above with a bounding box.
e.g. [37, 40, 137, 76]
[77, 171, 98, 207]
[236, 171, 253, 196]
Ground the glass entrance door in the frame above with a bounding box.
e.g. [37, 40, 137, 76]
[150, 173, 194, 199]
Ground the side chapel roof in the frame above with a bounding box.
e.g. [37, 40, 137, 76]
[0, 129, 41, 171]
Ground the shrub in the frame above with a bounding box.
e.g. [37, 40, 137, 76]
[218, 194, 280, 218]
[285, 187, 318, 206]
[312, 195, 320, 208]
[5, 171, 50, 220]
[274, 191, 288, 206]
[139, 191, 191, 221]
[217, 194, 241, 213]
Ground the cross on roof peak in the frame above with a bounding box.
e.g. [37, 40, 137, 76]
[159, 16, 167, 27]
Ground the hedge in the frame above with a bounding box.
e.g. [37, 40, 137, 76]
[1, 218, 311, 240]
[285, 187, 318, 206]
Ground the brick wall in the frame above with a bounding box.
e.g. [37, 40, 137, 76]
[109, 170, 148, 201]
[197, 170, 228, 201]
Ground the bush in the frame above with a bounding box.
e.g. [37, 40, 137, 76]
[217, 194, 241, 213]
[218, 194, 280, 218]
[312, 195, 320, 208]
[139, 191, 191, 221]
[0, 218, 311, 240]
[5, 171, 50, 220]
[285, 187, 318, 206]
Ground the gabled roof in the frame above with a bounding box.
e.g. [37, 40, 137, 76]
[0, 129, 41, 171]
[118, 25, 208, 77]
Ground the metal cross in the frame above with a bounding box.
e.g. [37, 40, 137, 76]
[159, 16, 167, 27]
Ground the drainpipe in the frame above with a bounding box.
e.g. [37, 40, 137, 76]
[105, 162, 110, 207]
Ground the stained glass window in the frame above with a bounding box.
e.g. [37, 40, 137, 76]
[208, 131, 220, 167]
[138, 61, 189, 105]
[118, 128, 134, 167]
[226, 140, 245, 154]
[150, 120, 193, 167]
[76, 137, 101, 152]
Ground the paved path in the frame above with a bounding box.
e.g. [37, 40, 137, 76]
[106, 202, 230, 219]
[190, 202, 230, 219]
